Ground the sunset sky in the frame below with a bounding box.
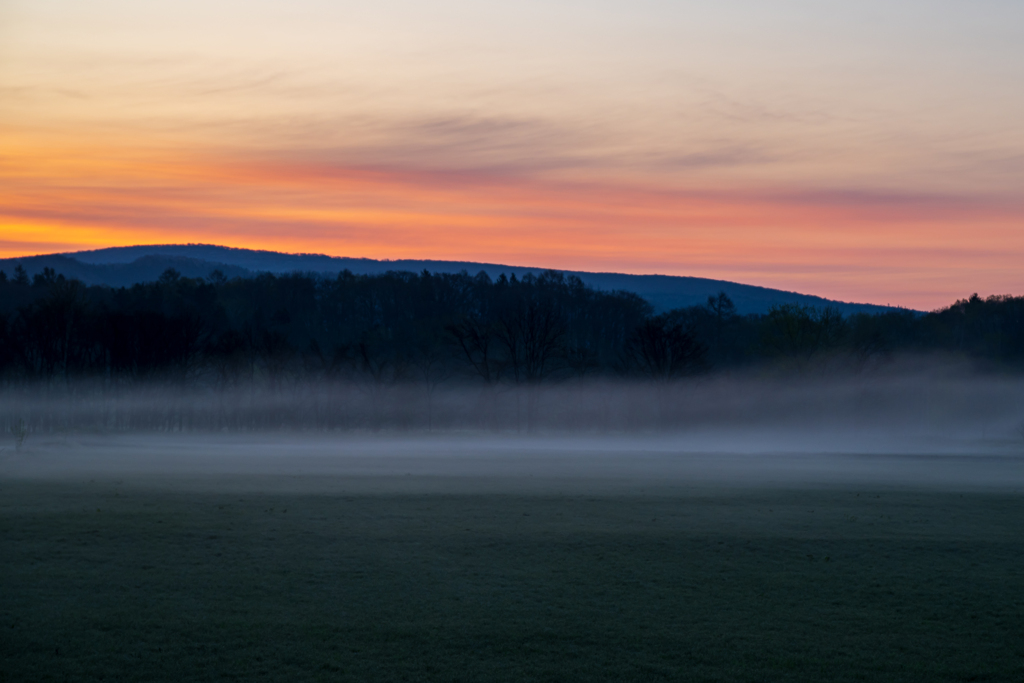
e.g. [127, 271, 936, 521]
[2, 0, 1022, 309]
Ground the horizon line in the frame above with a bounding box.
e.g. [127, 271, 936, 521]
[2, 241, 921, 311]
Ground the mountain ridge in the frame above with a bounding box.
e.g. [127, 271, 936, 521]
[0, 244, 907, 315]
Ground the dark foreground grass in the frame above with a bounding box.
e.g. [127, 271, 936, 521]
[1, 479, 1022, 682]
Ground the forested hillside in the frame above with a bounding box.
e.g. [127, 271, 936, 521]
[0, 244, 897, 315]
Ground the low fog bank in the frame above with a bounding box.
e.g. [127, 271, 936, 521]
[2, 432, 1023, 493]
[1, 368, 1023, 492]
[3, 364, 1024, 439]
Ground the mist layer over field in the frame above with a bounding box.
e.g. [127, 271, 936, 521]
[3, 368, 1023, 491]
[4, 369, 1024, 682]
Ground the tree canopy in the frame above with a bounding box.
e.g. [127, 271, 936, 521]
[1, 267, 1022, 389]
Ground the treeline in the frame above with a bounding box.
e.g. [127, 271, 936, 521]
[1, 264, 1023, 389]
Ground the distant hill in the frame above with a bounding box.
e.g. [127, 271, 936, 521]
[0, 244, 904, 315]
[0, 254, 252, 289]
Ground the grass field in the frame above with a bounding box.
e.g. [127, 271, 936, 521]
[2, 470, 1023, 682]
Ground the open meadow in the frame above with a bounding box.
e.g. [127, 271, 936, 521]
[2, 434, 1023, 682]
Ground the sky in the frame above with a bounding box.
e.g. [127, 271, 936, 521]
[1, 0, 1022, 309]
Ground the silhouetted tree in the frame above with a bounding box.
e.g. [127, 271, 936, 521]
[761, 304, 844, 361]
[625, 315, 707, 381]
[12, 265, 29, 287]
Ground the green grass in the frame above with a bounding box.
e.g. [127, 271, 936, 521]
[1, 479, 1022, 681]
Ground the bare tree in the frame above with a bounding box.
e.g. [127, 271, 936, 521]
[626, 318, 707, 381]
[447, 316, 499, 384]
[495, 298, 565, 384]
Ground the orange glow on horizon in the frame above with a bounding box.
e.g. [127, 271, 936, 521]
[3, 140, 1023, 310]
[5, 0, 1024, 313]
